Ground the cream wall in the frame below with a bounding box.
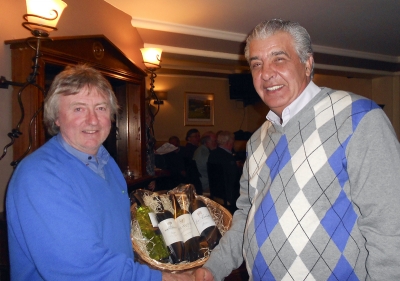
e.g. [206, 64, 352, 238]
[313, 74, 372, 98]
[0, 0, 145, 212]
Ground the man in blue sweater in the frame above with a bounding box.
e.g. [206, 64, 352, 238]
[195, 19, 400, 280]
[6, 65, 192, 280]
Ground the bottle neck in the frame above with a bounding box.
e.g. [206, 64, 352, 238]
[133, 194, 145, 207]
[154, 196, 165, 211]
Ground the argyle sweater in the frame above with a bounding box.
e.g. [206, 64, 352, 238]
[204, 88, 400, 280]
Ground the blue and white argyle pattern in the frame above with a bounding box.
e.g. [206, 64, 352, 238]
[243, 89, 380, 281]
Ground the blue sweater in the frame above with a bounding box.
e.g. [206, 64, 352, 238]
[6, 136, 161, 280]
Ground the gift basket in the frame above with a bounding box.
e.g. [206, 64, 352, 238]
[130, 184, 232, 272]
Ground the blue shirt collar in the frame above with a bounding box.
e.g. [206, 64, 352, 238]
[56, 133, 109, 179]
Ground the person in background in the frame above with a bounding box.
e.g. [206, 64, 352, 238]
[193, 131, 218, 194]
[207, 131, 240, 206]
[184, 128, 201, 160]
[168, 135, 183, 150]
[164, 135, 188, 189]
[183, 128, 203, 194]
[5, 64, 192, 281]
[195, 19, 400, 280]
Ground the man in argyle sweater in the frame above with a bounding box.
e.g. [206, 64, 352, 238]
[194, 19, 400, 281]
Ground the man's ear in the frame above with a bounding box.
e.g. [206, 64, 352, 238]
[305, 56, 314, 77]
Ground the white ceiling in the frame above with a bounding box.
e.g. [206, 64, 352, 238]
[105, 0, 400, 76]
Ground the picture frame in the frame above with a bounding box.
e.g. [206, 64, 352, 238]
[184, 92, 214, 126]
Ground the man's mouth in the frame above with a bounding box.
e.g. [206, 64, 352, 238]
[266, 85, 284, 91]
[83, 130, 97, 134]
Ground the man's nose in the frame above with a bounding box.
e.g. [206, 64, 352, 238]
[261, 63, 275, 81]
[87, 110, 99, 125]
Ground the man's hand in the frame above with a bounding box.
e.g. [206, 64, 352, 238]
[162, 271, 194, 281]
[161, 267, 214, 281]
[194, 268, 214, 281]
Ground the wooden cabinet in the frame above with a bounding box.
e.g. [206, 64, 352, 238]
[6, 35, 147, 177]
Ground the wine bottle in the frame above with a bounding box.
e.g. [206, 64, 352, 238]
[188, 185, 222, 250]
[154, 196, 186, 264]
[131, 192, 169, 263]
[171, 194, 202, 262]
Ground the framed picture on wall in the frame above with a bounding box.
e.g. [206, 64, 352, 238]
[184, 92, 214, 126]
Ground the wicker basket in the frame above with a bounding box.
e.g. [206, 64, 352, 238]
[130, 195, 232, 272]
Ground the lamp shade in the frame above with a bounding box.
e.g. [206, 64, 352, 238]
[140, 48, 162, 69]
[26, 0, 67, 32]
[155, 91, 168, 101]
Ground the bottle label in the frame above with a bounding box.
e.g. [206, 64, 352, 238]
[189, 214, 201, 237]
[192, 207, 216, 234]
[176, 214, 200, 242]
[148, 212, 158, 227]
[158, 218, 183, 246]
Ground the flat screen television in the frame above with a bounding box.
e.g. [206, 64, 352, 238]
[228, 73, 261, 106]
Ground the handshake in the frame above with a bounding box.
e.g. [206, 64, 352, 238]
[162, 268, 214, 281]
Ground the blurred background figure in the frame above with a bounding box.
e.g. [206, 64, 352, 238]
[164, 136, 188, 190]
[207, 131, 240, 209]
[184, 128, 200, 161]
[193, 131, 217, 195]
[183, 128, 202, 195]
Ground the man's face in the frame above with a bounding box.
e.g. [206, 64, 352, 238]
[188, 132, 200, 146]
[206, 134, 218, 150]
[55, 87, 112, 155]
[169, 138, 180, 148]
[249, 31, 313, 117]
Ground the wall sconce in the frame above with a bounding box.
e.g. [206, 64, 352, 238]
[140, 48, 163, 111]
[140, 47, 162, 177]
[140, 47, 162, 120]
[153, 91, 168, 105]
[24, 0, 68, 36]
[0, 0, 67, 167]
[141, 48, 162, 69]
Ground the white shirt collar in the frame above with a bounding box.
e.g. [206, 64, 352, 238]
[266, 81, 320, 126]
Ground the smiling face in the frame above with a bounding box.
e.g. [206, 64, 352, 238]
[55, 87, 112, 155]
[249, 31, 313, 117]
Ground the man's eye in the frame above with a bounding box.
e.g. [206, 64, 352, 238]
[74, 107, 82, 112]
[97, 106, 107, 111]
[251, 62, 261, 69]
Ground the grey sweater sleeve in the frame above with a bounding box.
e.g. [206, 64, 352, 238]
[347, 108, 400, 280]
[203, 161, 252, 280]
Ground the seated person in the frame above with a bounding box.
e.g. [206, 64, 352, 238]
[155, 136, 188, 190]
[184, 128, 200, 161]
[155, 136, 189, 190]
[208, 131, 241, 206]
[193, 131, 217, 194]
[181, 129, 203, 194]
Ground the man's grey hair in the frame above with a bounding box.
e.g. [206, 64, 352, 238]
[44, 64, 119, 136]
[244, 19, 314, 77]
[200, 131, 215, 145]
[217, 131, 234, 146]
